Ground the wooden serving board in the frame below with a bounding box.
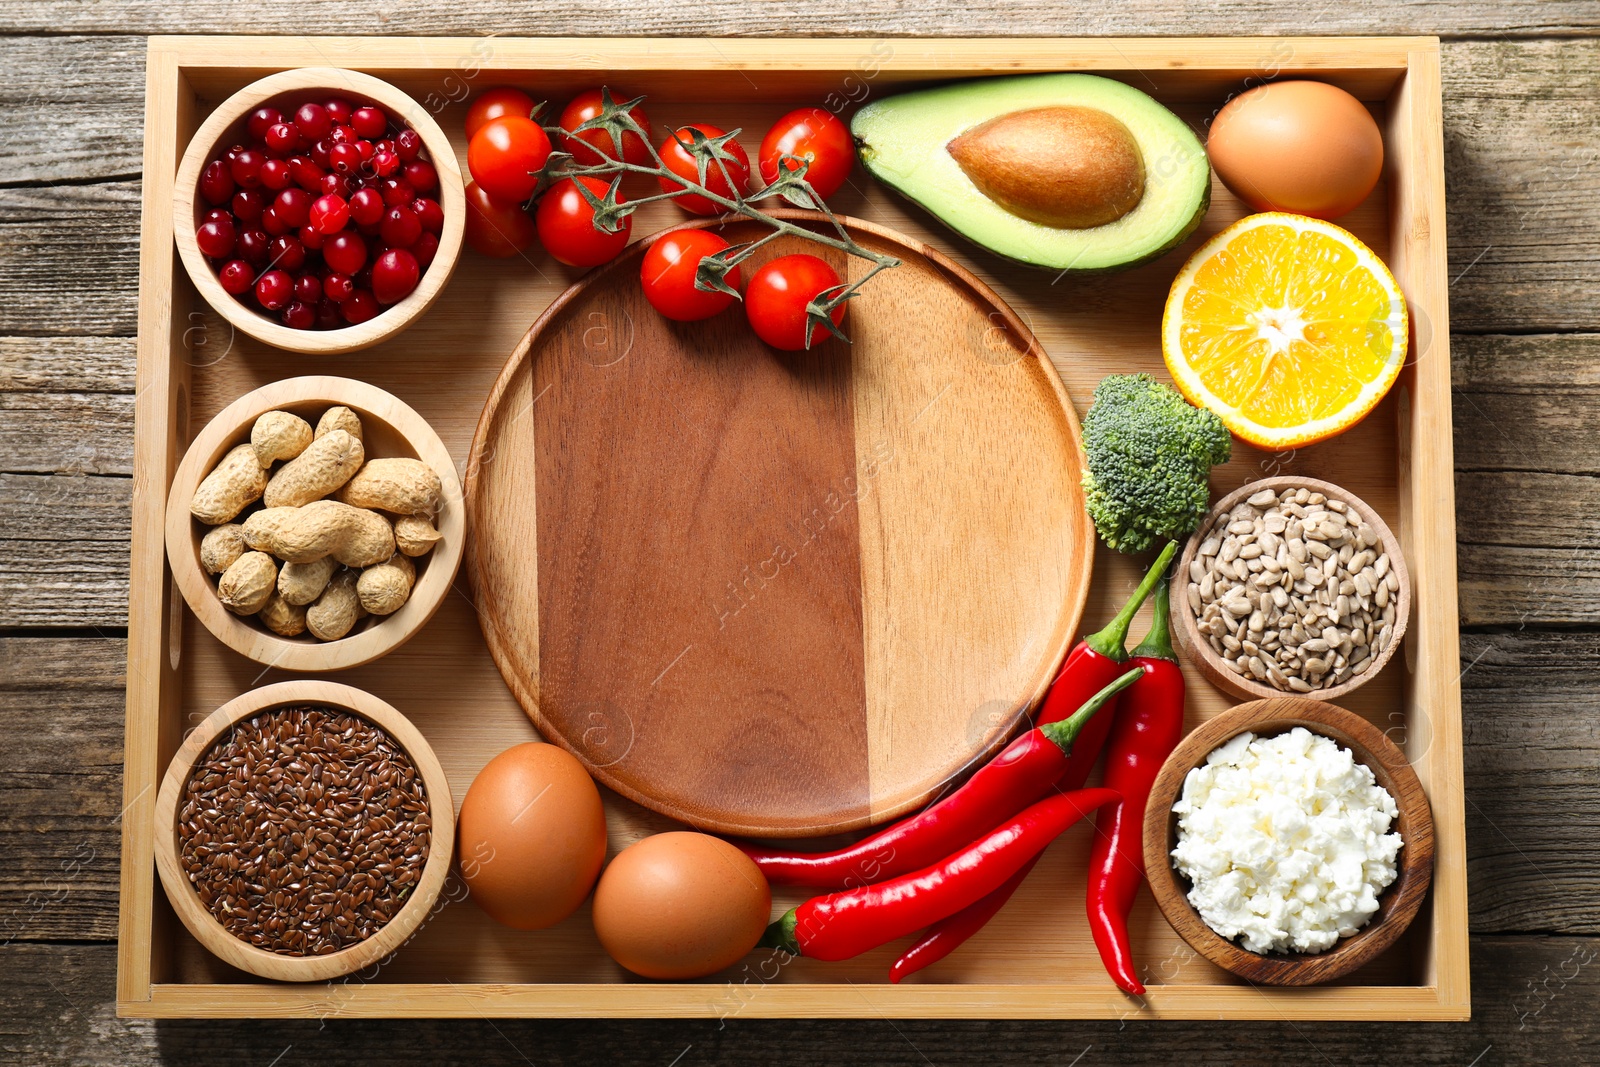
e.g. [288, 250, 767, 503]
[122, 36, 1465, 1020]
[465, 213, 1093, 837]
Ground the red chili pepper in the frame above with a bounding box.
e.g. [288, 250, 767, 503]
[742, 669, 1142, 888]
[888, 543, 1177, 981]
[1087, 572, 1184, 995]
[742, 543, 1175, 890]
[759, 787, 1119, 962]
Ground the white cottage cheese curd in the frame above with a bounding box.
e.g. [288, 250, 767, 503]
[1170, 727, 1402, 955]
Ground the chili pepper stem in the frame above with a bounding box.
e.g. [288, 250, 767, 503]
[1081, 541, 1177, 661]
[760, 908, 801, 956]
[1129, 567, 1177, 663]
[1039, 667, 1144, 753]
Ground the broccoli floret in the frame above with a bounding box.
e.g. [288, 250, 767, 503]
[1081, 373, 1231, 553]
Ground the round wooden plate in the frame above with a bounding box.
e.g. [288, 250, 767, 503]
[464, 211, 1093, 838]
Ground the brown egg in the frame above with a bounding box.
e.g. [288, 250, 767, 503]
[458, 742, 607, 929]
[1207, 80, 1383, 220]
[592, 832, 771, 980]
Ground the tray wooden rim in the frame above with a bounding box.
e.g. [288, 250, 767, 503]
[461, 208, 1093, 838]
[121, 34, 1466, 1021]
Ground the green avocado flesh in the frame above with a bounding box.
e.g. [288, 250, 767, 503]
[853, 74, 1211, 272]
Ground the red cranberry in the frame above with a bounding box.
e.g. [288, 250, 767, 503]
[274, 187, 312, 228]
[310, 138, 333, 170]
[298, 224, 326, 251]
[317, 172, 350, 199]
[402, 160, 438, 193]
[355, 139, 376, 164]
[259, 158, 292, 191]
[379, 178, 415, 207]
[295, 102, 332, 141]
[325, 98, 354, 125]
[255, 269, 293, 311]
[283, 299, 317, 330]
[341, 289, 379, 324]
[232, 188, 265, 223]
[196, 216, 237, 258]
[309, 194, 350, 235]
[350, 106, 387, 139]
[294, 272, 323, 303]
[269, 234, 306, 272]
[395, 129, 422, 161]
[265, 122, 301, 156]
[411, 197, 444, 234]
[200, 159, 235, 205]
[413, 231, 440, 269]
[348, 187, 385, 227]
[372, 149, 401, 178]
[328, 123, 356, 145]
[237, 228, 271, 268]
[328, 141, 362, 175]
[260, 204, 289, 236]
[289, 156, 325, 191]
[380, 204, 421, 248]
[323, 231, 368, 275]
[322, 271, 354, 303]
[229, 148, 266, 188]
[371, 248, 420, 304]
[203, 208, 233, 226]
[218, 259, 254, 295]
[315, 297, 344, 330]
[246, 106, 282, 141]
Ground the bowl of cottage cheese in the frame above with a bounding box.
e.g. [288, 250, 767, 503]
[1143, 698, 1435, 986]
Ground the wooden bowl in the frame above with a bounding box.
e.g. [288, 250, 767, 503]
[1173, 476, 1411, 702]
[1143, 697, 1434, 986]
[164, 376, 465, 672]
[154, 680, 455, 982]
[173, 67, 465, 354]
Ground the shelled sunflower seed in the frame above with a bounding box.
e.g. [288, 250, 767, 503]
[1187, 486, 1401, 691]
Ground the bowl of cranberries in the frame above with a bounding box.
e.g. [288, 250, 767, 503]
[175, 68, 464, 354]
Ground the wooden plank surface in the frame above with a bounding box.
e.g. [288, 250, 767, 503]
[0, 10, 1596, 1062]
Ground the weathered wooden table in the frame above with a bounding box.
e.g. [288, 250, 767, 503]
[2, 5, 1596, 1064]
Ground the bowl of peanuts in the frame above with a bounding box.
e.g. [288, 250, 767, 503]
[1172, 476, 1411, 702]
[164, 375, 464, 672]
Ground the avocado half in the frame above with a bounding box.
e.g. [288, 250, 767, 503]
[853, 74, 1211, 272]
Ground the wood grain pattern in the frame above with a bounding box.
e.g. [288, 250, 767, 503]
[466, 214, 1090, 837]
[152, 679, 456, 982]
[1143, 698, 1435, 986]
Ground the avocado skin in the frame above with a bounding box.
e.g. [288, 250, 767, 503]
[852, 75, 1212, 274]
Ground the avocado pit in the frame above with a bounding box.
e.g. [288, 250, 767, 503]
[947, 106, 1146, 229]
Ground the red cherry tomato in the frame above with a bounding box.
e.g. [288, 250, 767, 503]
[468, 115, 552, 207]
[640, 229, 741, 322]
[535, 177, 632, 269]
[463, 181, 538, 258]
[758, 108, 854, 200]
[559, 89, 652, 166]
[465, 88, 541, 140]
[657, 124, 750, 216]
[744, 254, 846, 351]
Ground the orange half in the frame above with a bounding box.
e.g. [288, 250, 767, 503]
[1162, 212, 1407, 450]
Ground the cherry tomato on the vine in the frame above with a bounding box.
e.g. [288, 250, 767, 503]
[744, 253, 846, 351]
[657, 124, 750, 216]
[535, 177, 632, 269]
[640, 229, 742, 322]
[463, 181, 538, 258]
[468, 115, 552, 207]
[465, 88, 543, 140]
[559, 89, 652, 166]
[759, 107, 854, 200]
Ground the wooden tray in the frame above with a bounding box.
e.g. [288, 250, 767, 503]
[465, 212, 1092, 839]
[121, 35, 1465, 1020]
